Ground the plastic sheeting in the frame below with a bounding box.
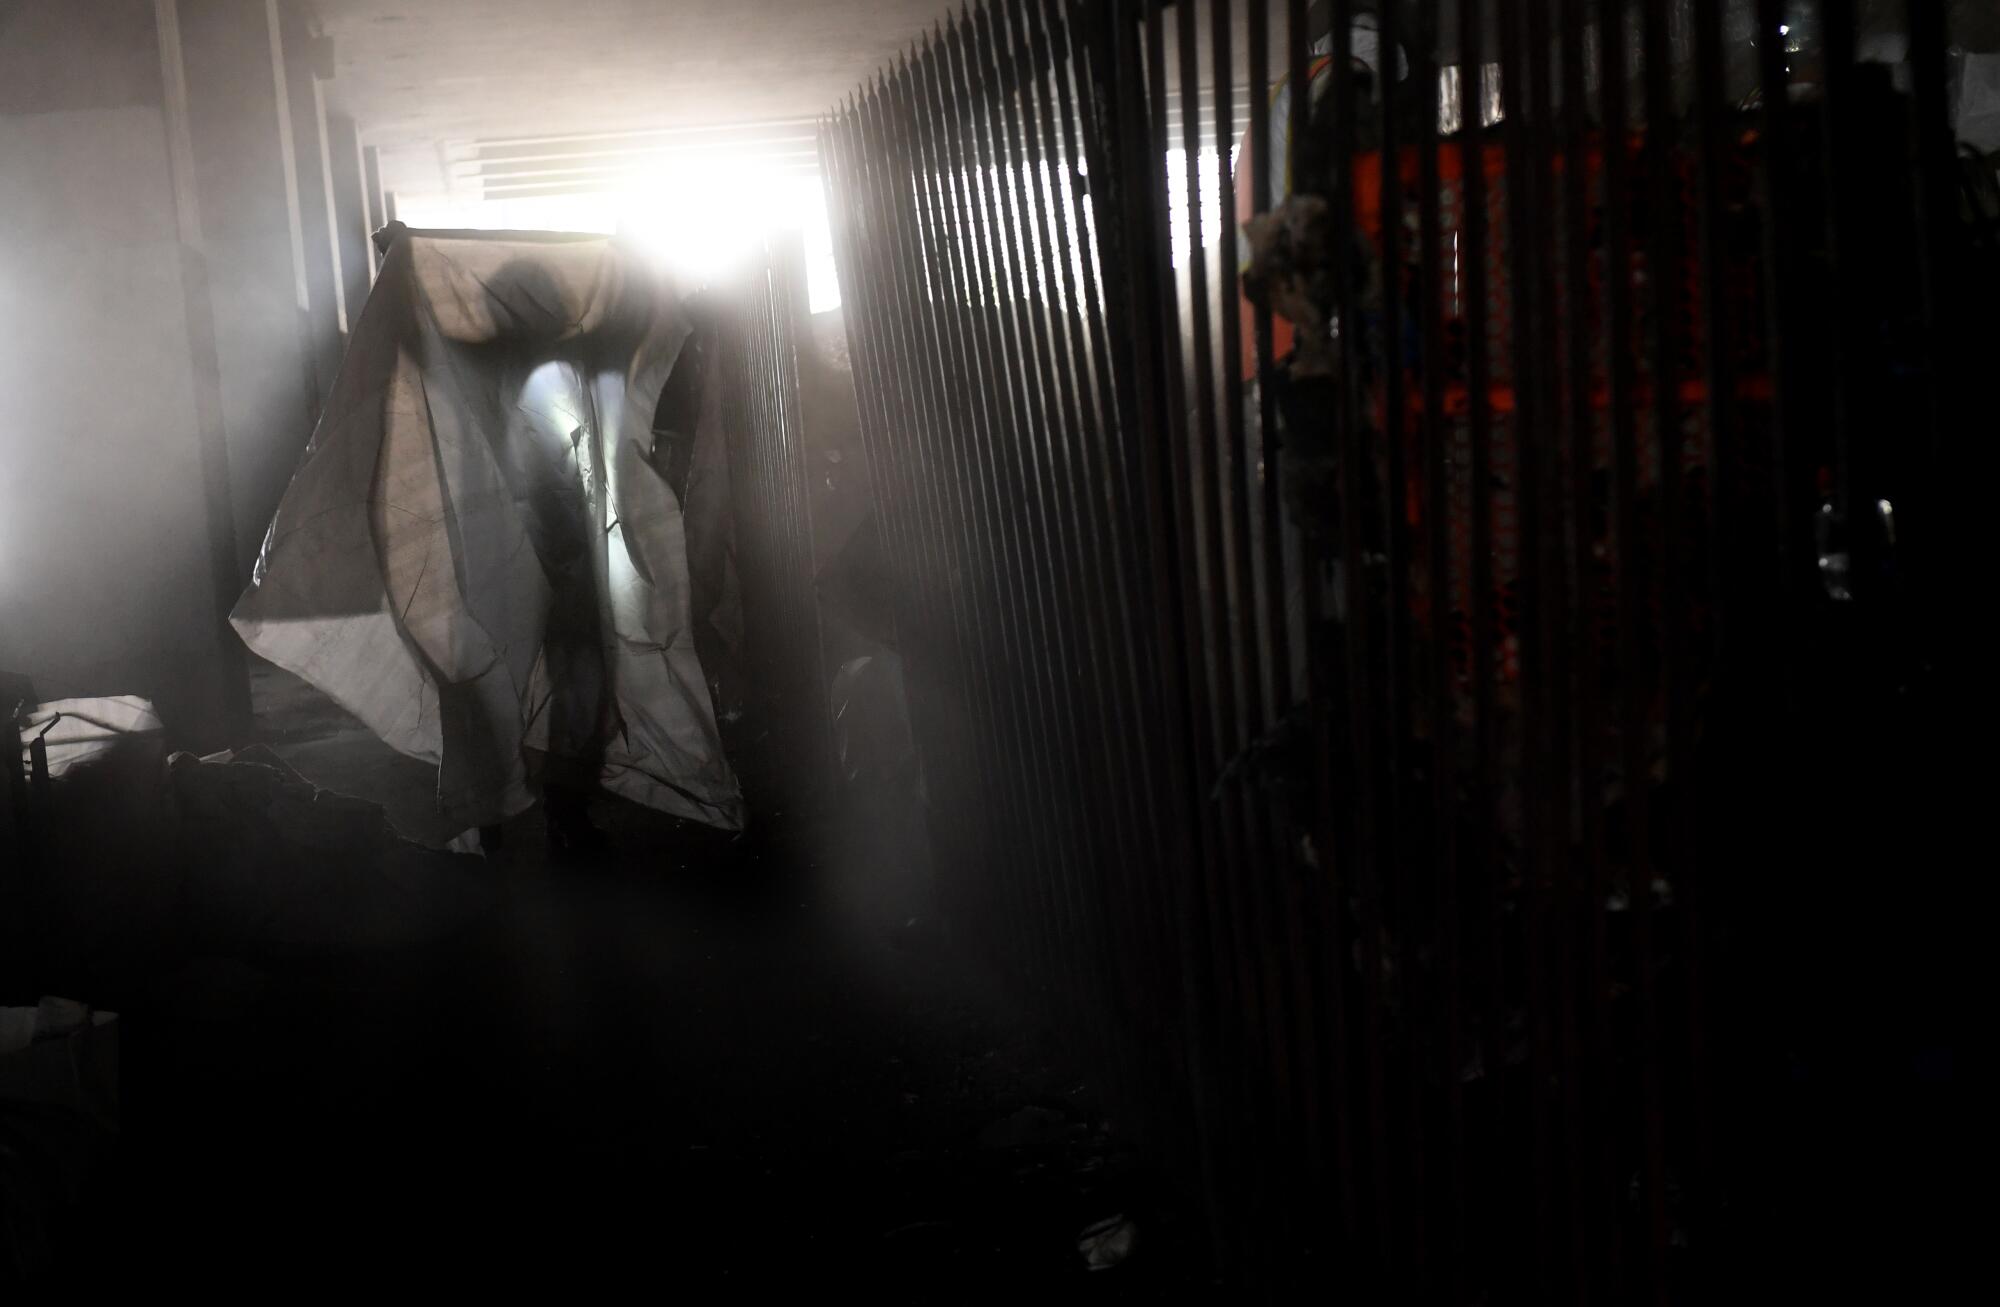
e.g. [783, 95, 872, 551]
[1960, 52, 2000, 152]
[17, 696, 163, 780]
[232, 231, 743, 831]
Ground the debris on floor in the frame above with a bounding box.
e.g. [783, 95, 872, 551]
[1077, 1213, 1138, 1271]
[17, 697, 164, 781]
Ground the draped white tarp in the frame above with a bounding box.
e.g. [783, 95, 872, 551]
[232, 230, 743, 832]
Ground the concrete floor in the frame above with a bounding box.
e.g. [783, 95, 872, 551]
[18, 666, 1201, 1297]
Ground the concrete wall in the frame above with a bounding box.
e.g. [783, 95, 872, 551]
[278, 0, 344, 402]
[178, 0, 322, 577]
[325, 111, 375, 322]
[0, 0, 345, 745]
[0, 0, 229, 734]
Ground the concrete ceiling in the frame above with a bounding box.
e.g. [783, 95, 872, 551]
[314, 0, 950, 195]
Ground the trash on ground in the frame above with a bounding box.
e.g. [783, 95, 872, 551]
[1077, 1213, 1138, 1271]
[16, 696, 164, 780]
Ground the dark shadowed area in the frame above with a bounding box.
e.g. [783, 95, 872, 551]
[16, 663, 1197, 1297]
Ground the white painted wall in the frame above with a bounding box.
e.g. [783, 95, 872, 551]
[0, 15, 230, 732]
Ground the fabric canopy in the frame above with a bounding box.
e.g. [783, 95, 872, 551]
[232, 230, 744, 832]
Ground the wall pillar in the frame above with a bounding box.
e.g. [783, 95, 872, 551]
[325, 111, 374, 323]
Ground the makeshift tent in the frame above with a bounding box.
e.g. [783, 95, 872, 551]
[233, 230, 744, 832]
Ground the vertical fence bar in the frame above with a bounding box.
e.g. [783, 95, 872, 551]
[1903, 0, 1952, 480]
[870, 58, 988, 948]
[1683, 0, 1734, 1272]
[1085, 2, 1228, 1204]
[1017, 0, 1159, 1069]
[1170, 0, 1268, 1278]
[1750, 0, 1798, 666]
[1497, 0, 1549, 1292]
[1596, 2, 1672, 1298]
[970, 3, 1110, 1044]
[1322, 0, 1394, 1280]
[1046, 0, 1184, 1053]
[765, 236, 831, 807]
[900, 31, 1020, 970]
[1555, 0, 1606, 1298]
[1451, 0, 1505, 1293]
[831, 94, 1006, 977]
[1639, 0, 1697, 1292]
[1142, 2, 1255, 1274]
[1208, 0, 1304, 1278]
[1103, 0, 1232, 1265]
[945, 17, 1077, 1000]
[1244, 0, 1330, 1262]
[1818, 0, 1857, 541]
[1410, 0, 1467, 1298]
[990, 0, 1132, 1090]
[924, 28, 1054, 982]
[1531, 0, 1577, 1296]
[1286, 0, 1361, 1263]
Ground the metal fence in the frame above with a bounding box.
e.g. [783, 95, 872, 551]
[711, 239, 834, 820]
[821, 0, 1977, 1296]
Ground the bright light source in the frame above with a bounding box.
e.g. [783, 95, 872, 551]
[396, 156, 844, 314]
[617, 160, 801, 285]
[614, 159, 845, 312]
